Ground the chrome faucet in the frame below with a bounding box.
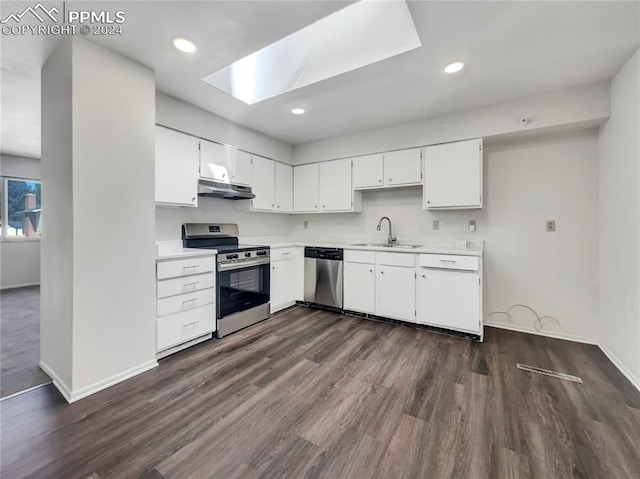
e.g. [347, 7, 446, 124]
[377, 216, 396, 244]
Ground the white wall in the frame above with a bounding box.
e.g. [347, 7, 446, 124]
[156, 92, 293, 164]
[598, 49, 640, 388]
[41, 37, 157, 401]
[70, 39, 157, 396]
[293, 82, 609, 164]
[0, 154, 41, 289]
[291, 130, 600, 342]
[156, 201, 292, 241]
[41, 38, 74, 391]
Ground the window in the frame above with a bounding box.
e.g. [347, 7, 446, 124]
[1, 177, 41, 239]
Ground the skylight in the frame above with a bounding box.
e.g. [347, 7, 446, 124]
[202, 0, 421, 105]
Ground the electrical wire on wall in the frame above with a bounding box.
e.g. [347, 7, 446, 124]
[484, 304, 561, 334]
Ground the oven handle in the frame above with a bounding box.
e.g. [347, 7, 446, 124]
[217, 257, 271, 272]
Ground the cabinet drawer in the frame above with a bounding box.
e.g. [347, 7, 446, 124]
[376, 252, 416, 267]
[344, 249, 376, 264]
[157, 272, 215, 299]
[271, 247, 296, 262]
[419, 254, 479, 271]
[157, 304, 216, 352]
[157, 255, 215, 280]
[157, 288, 215, 317]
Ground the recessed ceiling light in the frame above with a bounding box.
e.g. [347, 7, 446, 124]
[444, 62, 464, 74]
[173, 37, 196, 54]
[291, 108, 305, 115]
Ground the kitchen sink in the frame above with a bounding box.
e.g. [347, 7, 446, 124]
[349, 243, 422, 249]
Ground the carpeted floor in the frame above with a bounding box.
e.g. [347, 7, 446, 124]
[1, 286, 51, 398]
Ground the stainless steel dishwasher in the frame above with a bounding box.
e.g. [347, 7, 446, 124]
[304, 247, 344, 310]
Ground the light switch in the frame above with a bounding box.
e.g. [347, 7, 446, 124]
[468, 220, 476, 232]
[546, 220, 555, 232]
[433, 220, 439, 230]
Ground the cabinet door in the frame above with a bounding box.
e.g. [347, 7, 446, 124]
[228, 149, 252, 186]
[271, 259, 297, 313]
[275, 162, 293, 213]
[376, 265, 415, 322]
[352, 154, 384, 189]
[383, 148, 422, 187]
[251, 156, 275, 211]
[155, 126, 199, 207]
[319, 159, 353, 211]
[417, 269, 480, 333]
[423, 139, 482, 209]
[293, 163, 319, 212]
[344, 262, 375, 314]
[200, 140, 232, 183]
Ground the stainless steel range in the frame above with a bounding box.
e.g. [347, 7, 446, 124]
[182, 223, 270, 338]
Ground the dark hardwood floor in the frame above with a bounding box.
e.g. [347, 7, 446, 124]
[2, 306, 639, 478]
[1, 286, 52, 398]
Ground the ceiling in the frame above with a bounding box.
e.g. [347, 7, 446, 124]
[1, 1, 639, 158]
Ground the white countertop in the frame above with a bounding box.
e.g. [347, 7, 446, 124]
[155, 237, 483, 258]
[240, 236, 483, 257]
[155, 240, 216, 260]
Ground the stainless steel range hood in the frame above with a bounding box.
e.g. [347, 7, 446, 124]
[198, 179, 255, 200]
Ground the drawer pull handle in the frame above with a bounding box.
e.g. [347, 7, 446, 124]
[183, 321, 200, 328]
[369, 269, 373, 273]
[183, 265, 200, 271]
[183, 281, 199, 289]
[422, 274, 426, 278]
[182, 298, 197, 306]
[281, 252, 291, 256]
[440, 259, 457, 264]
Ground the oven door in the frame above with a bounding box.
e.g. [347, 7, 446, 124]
[217, 261, 270, 319]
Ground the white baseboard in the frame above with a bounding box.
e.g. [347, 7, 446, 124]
[67, 360, 158, 403]
[484, 320, 598, 345]
[40, 359, 158, 403]
[38, 360, 72, 402]
[599, 344, 640, 393]
[1, 282, 40, 290]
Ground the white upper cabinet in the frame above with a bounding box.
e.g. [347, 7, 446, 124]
[155, 126, 200, 207]
[200, 140, 252, 186]
[199, 140, 230, 183]
[250, 155, 276, 211]
[352, 153, 384, 189]
[275, 162, 293, 213]
[319, 159, 354, 212]
[423, 138, 483, 209]
[383, 148, 422, 187]
[293, 163, 319, 212]
[227, 148, 252, 186]
[293, 160, 362, 213]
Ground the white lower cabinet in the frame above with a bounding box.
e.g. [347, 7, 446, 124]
[344, 262, 376, 314]
[270, 247, 298, 313]
[156, 254, 216, 357]
[416, 254, 482, 336]
[375, 265, 416, 322]
[156, 305, 216, 352]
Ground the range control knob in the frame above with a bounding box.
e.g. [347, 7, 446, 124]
[245, 252, 251, 258]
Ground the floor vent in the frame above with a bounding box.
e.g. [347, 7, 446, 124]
[516, 363, 583, 383]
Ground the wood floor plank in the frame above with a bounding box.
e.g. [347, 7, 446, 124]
[2, 307, 640, 478]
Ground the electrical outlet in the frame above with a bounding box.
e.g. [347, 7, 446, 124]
[546, 220, 555, 232]
[303, 220, 308, 230]
[468, 219, 476, 233]
[432, 220, 439, 230]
